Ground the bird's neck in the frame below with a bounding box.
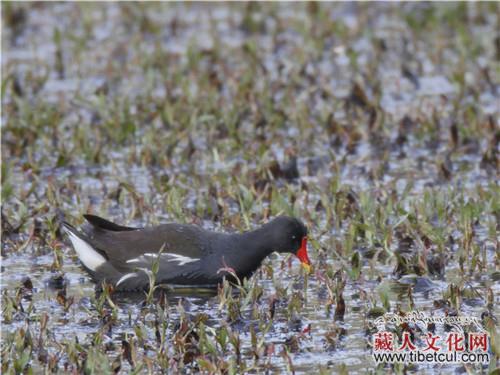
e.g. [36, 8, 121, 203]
[227, 224, 277, 280]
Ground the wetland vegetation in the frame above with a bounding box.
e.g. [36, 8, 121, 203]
[1, 2, 499, 374]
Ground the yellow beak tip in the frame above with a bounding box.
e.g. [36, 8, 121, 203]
[301, 263, 312, 274]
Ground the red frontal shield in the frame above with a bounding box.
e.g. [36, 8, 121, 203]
[296, 236, 311, 267]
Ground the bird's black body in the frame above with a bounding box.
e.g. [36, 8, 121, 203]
[62, 215, 308, 291]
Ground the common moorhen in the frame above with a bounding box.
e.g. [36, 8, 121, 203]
[62, 215, 311, 291]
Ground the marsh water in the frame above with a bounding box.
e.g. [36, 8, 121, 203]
[2, 3, 499, 374]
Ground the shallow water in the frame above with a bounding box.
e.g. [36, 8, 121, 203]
[2, 2, 499, 374]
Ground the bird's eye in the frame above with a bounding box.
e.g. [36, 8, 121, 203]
[292, 235, 296, 240]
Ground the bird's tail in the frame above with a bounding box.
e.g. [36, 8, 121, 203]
[61, 222, 107, 276]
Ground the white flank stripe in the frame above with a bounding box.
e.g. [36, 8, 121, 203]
[126, 256, 147, 264]
[126, 253, 200, 266]
[126, 258, 142, 264]
[65, 230, 106, 271]
[164, 253, 200, 266]
[116, 272, 138, 287]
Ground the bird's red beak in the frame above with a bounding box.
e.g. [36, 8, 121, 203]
[296, 236, 312, 273]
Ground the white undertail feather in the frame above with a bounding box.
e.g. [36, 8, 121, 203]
[64, 228, 106, 271]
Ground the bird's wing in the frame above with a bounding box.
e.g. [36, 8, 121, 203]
[84, 222, 210, 269]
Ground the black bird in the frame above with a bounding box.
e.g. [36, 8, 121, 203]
[62, 215, 311, 291]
